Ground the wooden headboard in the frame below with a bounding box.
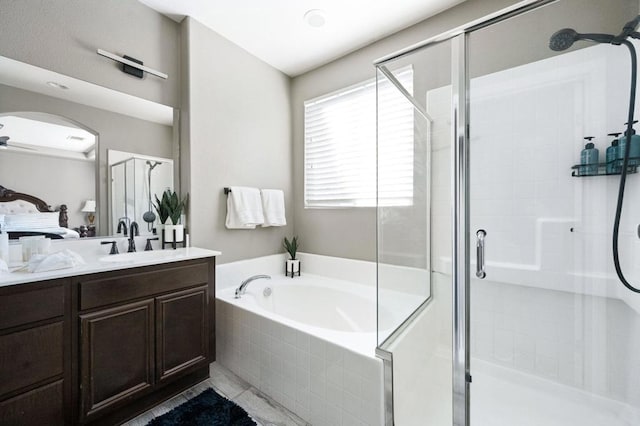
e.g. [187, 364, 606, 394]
[0, 185, 67, 227]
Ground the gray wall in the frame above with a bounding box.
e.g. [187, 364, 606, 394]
[0, 83, 173, 235]
[291, 0, 523, 262]
[291, 0, 638, 262]
[0, 151, 94, 227]
[0, 0, 180, 107]
[181, 18, 293, 263]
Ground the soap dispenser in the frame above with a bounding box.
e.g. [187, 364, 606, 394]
[618, 121, 640, 167]
[606, 132, 621, 174]
[580, 136, 599, 175]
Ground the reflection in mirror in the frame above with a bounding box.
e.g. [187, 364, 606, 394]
[0, 55, 177, 237]
[0, 112, 97, 236]
[108, 150, 174, 236]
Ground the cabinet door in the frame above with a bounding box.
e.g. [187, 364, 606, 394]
[156, 286, 208, 383]
[80, 299, 154, 421]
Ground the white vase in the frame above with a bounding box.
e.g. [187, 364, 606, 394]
[164, 224, 184, 243]
[286, 259, 300, 277]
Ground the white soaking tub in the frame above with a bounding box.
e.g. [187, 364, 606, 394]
[215, 253, 388, 426]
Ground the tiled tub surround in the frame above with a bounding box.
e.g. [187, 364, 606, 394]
[216, 253, 426, 426]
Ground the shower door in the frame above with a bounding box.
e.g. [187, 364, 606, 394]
[466, 0, 640, 425]
[375, 37, 454, 425]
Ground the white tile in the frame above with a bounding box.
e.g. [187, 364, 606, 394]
[344, 350, 365, 377]
[535, 354, 559, 379]
[310, 374, 326, 398]
[296, 348, 310, 370]
[310, 355, 325, 379]
[343, 370, 362, 397]
[309, 399, 327, 426]
[282, 326, 298, 346]
[325, 404, 342, 426]
[295, 330, 310, 352]
[325, 382, 344, 409]
[309, 336, 325, 357]
[494, 329, 514, 364]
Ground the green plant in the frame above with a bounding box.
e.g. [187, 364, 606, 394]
[283, 236, 299, 260]
[154, 190, 188, 225]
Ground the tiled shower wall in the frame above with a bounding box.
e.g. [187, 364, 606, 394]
[428, 40, 640, 406]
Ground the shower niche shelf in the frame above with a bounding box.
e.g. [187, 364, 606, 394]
[571, 159, 640, 177]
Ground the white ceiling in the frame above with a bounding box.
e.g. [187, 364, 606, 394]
[138, 0, 466, 76]
[0, 114, 96, 160]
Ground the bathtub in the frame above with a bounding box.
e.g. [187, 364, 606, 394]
[216, 253, 387, 426]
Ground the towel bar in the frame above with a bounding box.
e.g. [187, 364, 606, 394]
[224, 187, 231, 195]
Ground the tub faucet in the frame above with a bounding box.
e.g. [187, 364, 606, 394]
[235, 275, 271, 299]
[127, 221, 139, 252]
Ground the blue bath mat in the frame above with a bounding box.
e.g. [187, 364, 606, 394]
[147, 388, 256, 426]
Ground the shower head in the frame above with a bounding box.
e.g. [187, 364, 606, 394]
[549, 28, 616, 51]
[549, 28, 578, 51]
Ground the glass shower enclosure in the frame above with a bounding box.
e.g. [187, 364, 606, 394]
[109, 156, 174, 234]
[376, 0, 640, 424]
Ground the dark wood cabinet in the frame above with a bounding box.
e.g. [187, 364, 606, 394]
[80, 300, 155, 422]
[0, 256, 216, 426]
[0, 279, 69, 426]
[156, 286, 208, 383]
[76, 258, 215, 424]
[0, 380, 65, 426]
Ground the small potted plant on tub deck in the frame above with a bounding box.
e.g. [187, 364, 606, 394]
[284, 236, 300, 278]
[154, 190, 188, 246]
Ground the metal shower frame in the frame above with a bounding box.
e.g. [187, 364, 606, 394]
[373, 1, 555, 424]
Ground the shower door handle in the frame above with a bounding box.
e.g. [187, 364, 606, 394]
[476, 229, 487, 279]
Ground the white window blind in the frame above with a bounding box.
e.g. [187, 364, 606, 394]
[304, 66, 414, 207]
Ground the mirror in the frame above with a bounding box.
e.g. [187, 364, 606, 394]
[0, 55, 177, 237]
[0, 112, 97, 232]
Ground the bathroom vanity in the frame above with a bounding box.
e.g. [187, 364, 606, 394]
[0, 248, 219, 425]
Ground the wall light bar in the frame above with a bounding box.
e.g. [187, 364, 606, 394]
[97, 49, 168, 80]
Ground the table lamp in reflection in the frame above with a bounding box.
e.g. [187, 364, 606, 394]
[81, 200, 96, 225]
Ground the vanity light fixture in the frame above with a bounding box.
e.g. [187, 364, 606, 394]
[46, 81, 69, 90]
[97, 49, 168, 80]
[304, 9, 327, 28]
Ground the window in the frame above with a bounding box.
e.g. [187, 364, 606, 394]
[304, 66, 414, 207]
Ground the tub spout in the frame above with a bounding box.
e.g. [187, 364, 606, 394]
[235, 274, 271, 298]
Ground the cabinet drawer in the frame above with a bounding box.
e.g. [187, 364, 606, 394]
[0, 380, 64, 426]
[0, 280, 65, 330]
[79, 261, 209, 310]
[0, 322, 64, 398]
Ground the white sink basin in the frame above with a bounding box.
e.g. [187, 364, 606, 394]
[99, 250, 183, 263]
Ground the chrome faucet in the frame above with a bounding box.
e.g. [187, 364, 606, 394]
[235, 275, 271, 299]
[127, 221, 139, 252]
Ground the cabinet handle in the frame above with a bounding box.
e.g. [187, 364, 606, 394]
[476, 229, 487, 279]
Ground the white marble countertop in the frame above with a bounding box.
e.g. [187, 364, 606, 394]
[0, 242, 221, 288]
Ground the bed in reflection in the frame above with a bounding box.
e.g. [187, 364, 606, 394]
[0, 185, 79, 239]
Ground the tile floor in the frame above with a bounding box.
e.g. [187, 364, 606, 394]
[123, 362, 309, 426]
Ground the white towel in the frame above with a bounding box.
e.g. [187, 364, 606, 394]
[260, 189, 286, 227]
[225, 186, 264, 229]
[27, 249, 86, 273]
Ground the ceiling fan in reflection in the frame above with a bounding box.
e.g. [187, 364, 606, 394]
[0, 136, 36, 151]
